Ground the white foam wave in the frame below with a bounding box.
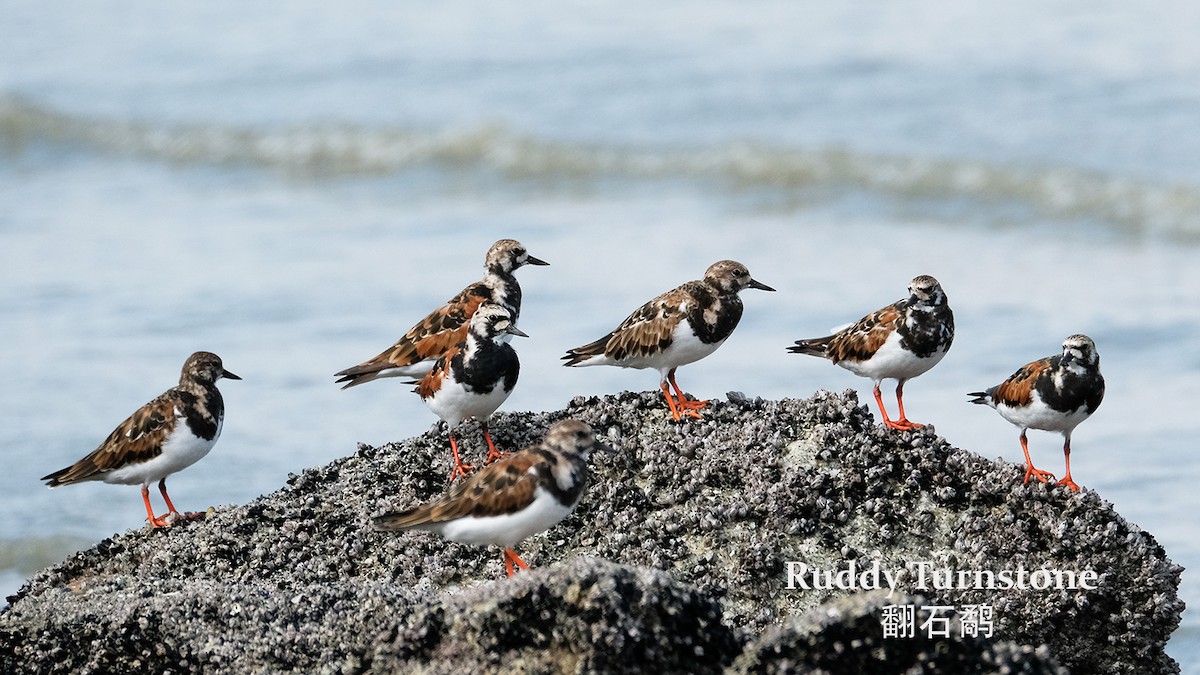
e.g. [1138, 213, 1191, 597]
[3, 95, 1198, 239]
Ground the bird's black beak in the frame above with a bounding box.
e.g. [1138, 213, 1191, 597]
[507, 325, 530, 338]
[748, 278, 775, 292]
[526, 254, 550, 266]
[595, 439, 618, 455]
[222, 369, 242, 381]
[1060, 352, 1075, 367]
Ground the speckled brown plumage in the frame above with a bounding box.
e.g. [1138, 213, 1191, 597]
[987, 359, 1051, 409]
[335, 239, 547, 388]
[373, 420, 609, 577]
[968, 334, 1104, 491]
[816, 305, 905, 365]
[568, 288, 689, 364]
[789, 275, 953, 431]
[42, 351, 240, 528]
[563, 260, 774, 421]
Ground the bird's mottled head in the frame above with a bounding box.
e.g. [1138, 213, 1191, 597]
[543, 419, 613, 459]
[704, 260, 775, 294]
[182, 351, 240, 384]
[908, 275, 947, 305]
[470, 303, 528, 340]
[1060, 334, 1099, 368]
[486, 239, 550, 273]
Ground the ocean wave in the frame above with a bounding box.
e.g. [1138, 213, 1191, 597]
[3, 95, 1198, 239]
[0, 534, 94, 577]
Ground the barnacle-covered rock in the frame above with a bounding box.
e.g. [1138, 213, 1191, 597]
[0, 391, 1182, 673]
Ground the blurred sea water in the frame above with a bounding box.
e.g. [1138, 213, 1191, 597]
[1, 1, 1197, 668]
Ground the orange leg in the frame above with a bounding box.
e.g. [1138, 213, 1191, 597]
[1056, 437, 1081, 492]
[448, 432, 475, 481]
[503, 547, 530, 577]
[1019, 431, 1056, 484]
[871, 384, 905, 430]
[481, 421, 506, 465]
[873, 383, 918, 431]
[892, 381, 922, 430]
[659, 380, 683, 421]
[158, 479, 204, 522]
[667, 369, 706, 419]
[141, 485, 172, 528]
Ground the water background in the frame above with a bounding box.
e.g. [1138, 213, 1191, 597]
[2, 1, 1198, 668]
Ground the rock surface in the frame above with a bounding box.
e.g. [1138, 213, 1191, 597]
[0, 390, 1184, 673]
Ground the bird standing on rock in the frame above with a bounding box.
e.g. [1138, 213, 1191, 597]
[42, 351, 240, 528]
[335, 239, 547, 388]
[412, 303, 526, 481]
[789, 275, 954, 431]
[969, 334, 1104, 491]
[562, 260, 774, 421]
[373, 419, 610, 577]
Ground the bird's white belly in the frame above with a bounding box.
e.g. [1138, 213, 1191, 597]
[436, 487, 575, 547]
[104, 419, 222, 487]
[996, 394, 1090, 434]
[591, 322, 726, 374]
[840, 330, 946, 381]
[426, 377, 512, 428]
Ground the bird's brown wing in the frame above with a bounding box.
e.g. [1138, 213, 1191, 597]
[42, 392, 177, 486]
[990, 357, 1053, 408]
[335, 284, 487, 384]
[373, 452, 543, 530]
[564, 285, 690, 364]
[824, 302, 904, 364]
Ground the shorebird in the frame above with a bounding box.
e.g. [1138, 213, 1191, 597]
[563, 260, 774, 421]
[412, 303, 525, 480]
[373, 419, 610, 576]
[335, 239, 547, 388]
[42, 351, 240, 527]
[789, 275, 954, 431]
[969, 334, 1104, 491]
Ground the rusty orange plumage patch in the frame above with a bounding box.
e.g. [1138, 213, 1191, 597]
[991, 358, 1052, 408]
[415, 344, 462, 400]
[826, 304, 903, 364]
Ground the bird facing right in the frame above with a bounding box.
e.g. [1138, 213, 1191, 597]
[562, 260, 774, 421]
[412, 303, 526, 481]
[372, 419, 610, 577]
[968, 334, 1105, 492]
[789, 275, 954, 431]
[334, 238, 547, 389]
[41, 351, 240, 528]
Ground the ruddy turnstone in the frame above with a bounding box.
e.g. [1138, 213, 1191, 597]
[413, 303, 526, 480]
[41, 351, 240, 528]
[373, 419, 610, 577]
[562, 260, 774, 421]
[968, 334, 1104, 491]
[788, 275, 954, 431]
[334, 239, 547, 388]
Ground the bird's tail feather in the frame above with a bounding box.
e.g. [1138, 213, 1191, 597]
[787, 336, 832, 357]
[372, 508, 431, 532]
[562, 334, 613, 367]
[967, 390, 992, 405]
